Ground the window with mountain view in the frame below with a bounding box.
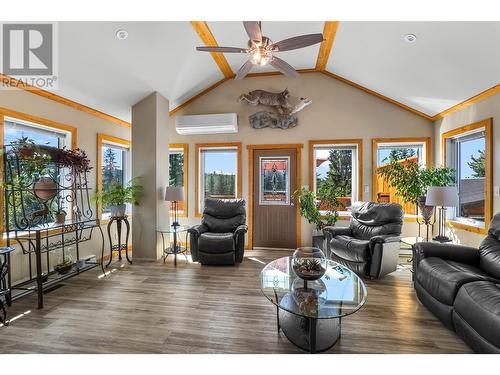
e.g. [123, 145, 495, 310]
[197, 144, 240, 214]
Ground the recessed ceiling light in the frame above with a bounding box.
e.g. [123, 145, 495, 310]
[403, 34, 417, 43]
[116, 29, 128, 40]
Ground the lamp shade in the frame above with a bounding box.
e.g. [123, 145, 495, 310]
[164, 186, 184, 202]
[425, 186, 458, 207]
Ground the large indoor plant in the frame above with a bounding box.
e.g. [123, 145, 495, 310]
[377, 157, 455, 222]
[93, 177, 144, 218]
[293, 185, 340, 250]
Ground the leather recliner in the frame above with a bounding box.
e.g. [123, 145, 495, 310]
[323, 202, 403, 278]
[188, 198, 248, 265]
[413, 212, 500, 353]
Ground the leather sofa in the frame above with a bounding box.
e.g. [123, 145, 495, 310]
[413, 212, 500, 353]
[324, 202, 403, 278]
[188, 198, 247, 265]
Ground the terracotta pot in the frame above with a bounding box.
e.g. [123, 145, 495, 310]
[33, 176, 58, 201]
[55, 212, 67, 224]
[417, 195, 434, 224]
[109, 204, 126, 218]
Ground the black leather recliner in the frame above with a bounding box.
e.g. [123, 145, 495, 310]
[413, 212, 500, 353]
[188, 198, 248, 265]
[323, 202, 403, 278]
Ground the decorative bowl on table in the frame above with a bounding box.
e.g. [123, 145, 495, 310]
[292, 247, 327, 281]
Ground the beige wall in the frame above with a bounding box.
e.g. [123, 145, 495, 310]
[0, 88, 131, 282]
[434, 91, 500, 247]
[168, 72, 434, 245]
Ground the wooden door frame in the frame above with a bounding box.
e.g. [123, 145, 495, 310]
[247, 144, 303, 249]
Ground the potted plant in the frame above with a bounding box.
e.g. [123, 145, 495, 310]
[377, 157, 455, 222]
[54, 209, 67, 224]
[93, 177, 144, 218]
[293, 186, 340, 250]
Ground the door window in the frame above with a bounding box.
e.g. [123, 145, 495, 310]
[259, 157, 290, 205]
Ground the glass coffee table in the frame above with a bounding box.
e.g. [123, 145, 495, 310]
[260, 257, 367, 353]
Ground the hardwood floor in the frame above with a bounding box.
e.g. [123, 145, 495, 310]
[0, 250, 471, 354]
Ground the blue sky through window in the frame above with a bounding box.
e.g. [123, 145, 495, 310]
[4, 126, 60, 147]
[204, 151, 236, 174]
[460, 138, 485, 179]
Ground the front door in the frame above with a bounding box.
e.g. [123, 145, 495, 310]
[252, 148, 297, 249]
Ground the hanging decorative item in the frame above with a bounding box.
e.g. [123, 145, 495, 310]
[238, 88, 312, 129]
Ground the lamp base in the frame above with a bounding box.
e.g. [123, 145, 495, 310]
[433, 235, 452, 243]
[171, 221, 180, 228]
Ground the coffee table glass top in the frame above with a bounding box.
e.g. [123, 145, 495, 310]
[156, 225, 189, 234]
[260, 257, 367, 319]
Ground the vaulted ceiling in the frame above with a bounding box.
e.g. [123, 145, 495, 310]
[4, 21, 500, 124]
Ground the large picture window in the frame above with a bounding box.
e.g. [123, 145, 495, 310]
[372, 137, 431, 215]
[1, 108, 76, 234]
[442, 119, 492, 232]
[169, 144, 188, 216]
[97, 134, 131, 220]
[309, 140, 362, 215]
[195, 143, 242, 216]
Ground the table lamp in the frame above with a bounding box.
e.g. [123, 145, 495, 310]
[425, 186, 458, 243]
[165, 186, 184, 228]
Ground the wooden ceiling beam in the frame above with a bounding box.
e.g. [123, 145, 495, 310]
[315, 21, 339, 71]
[190, 21, 234, 79]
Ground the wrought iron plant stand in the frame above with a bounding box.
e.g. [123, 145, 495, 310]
[3, 145, 105, 310]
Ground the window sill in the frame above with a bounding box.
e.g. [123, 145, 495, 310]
[449, 220, 486, 235]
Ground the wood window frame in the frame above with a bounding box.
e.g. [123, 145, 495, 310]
[441, 118, 493, 235]
[247, 144, 303, 250]
[96, 133, 131, 223]
[169, 143, 189, 218]
[309, 139, 363, 220]
[0, 107, 77, 243]
[195, 142, 242, 218]
[372, 137, 432, 221]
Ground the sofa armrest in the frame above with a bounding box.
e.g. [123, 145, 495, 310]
[323, 226, 352, 238]
[188, 224, 208, 238]
[370, 234, 400, 244]
[413, 242, 479, 268]
[234, 224, 248, 237]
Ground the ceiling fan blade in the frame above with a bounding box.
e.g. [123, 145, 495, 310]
[269, 56, 299, 78]
[235, 59, 254, 80]
[243, 21, 262, 42]
[196, 46, 248, 53]
[271, 33, 324, 52]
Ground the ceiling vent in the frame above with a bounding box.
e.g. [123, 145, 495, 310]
[175, 113, 238, 135]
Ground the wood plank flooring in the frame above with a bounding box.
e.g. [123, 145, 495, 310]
[0, 250, 471, 354]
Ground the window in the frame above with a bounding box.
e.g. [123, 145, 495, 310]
[0, 108, 76, 234]
[309, 140, 362, 214]
[442, 119, 492, 232]
[97, 134, 131, 220]
[195, 143, 242, 217]
[372, 138, 431, 215]
[169, 144, 188, 216]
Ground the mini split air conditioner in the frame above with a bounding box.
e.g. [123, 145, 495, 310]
[175, 113, 238, 135]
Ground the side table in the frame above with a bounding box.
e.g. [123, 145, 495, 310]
[107, 215, 131, 267]
[0, 246, 15, 325]
[157, 226, 189, 266]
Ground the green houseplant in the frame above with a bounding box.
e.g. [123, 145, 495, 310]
[377, 157, 455, 221]
[93, 177, 144, 218]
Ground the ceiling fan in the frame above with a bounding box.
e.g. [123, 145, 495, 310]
[196, 21, 324, 80]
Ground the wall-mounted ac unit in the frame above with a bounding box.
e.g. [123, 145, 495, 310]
[175, 113, 238, 135]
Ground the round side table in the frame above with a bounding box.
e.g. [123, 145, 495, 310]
[157, 226, 189, 266]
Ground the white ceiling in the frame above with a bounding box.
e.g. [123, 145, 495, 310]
[328, 22, 500, 116]
[26, 21, 500, 122]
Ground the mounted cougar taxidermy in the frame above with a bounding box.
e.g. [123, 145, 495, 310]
[238, 88, 312, 129]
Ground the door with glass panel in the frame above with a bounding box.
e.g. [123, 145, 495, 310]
[253, 148, 297, 249]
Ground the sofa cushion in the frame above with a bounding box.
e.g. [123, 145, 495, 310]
[479, 235, 500, 279]
[454, 281, 500, 348]
[330, 235, 370, 263]
[350, 202, 403, 240]
[416, 257, 494, 305]
[198, 232, 234, 254]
